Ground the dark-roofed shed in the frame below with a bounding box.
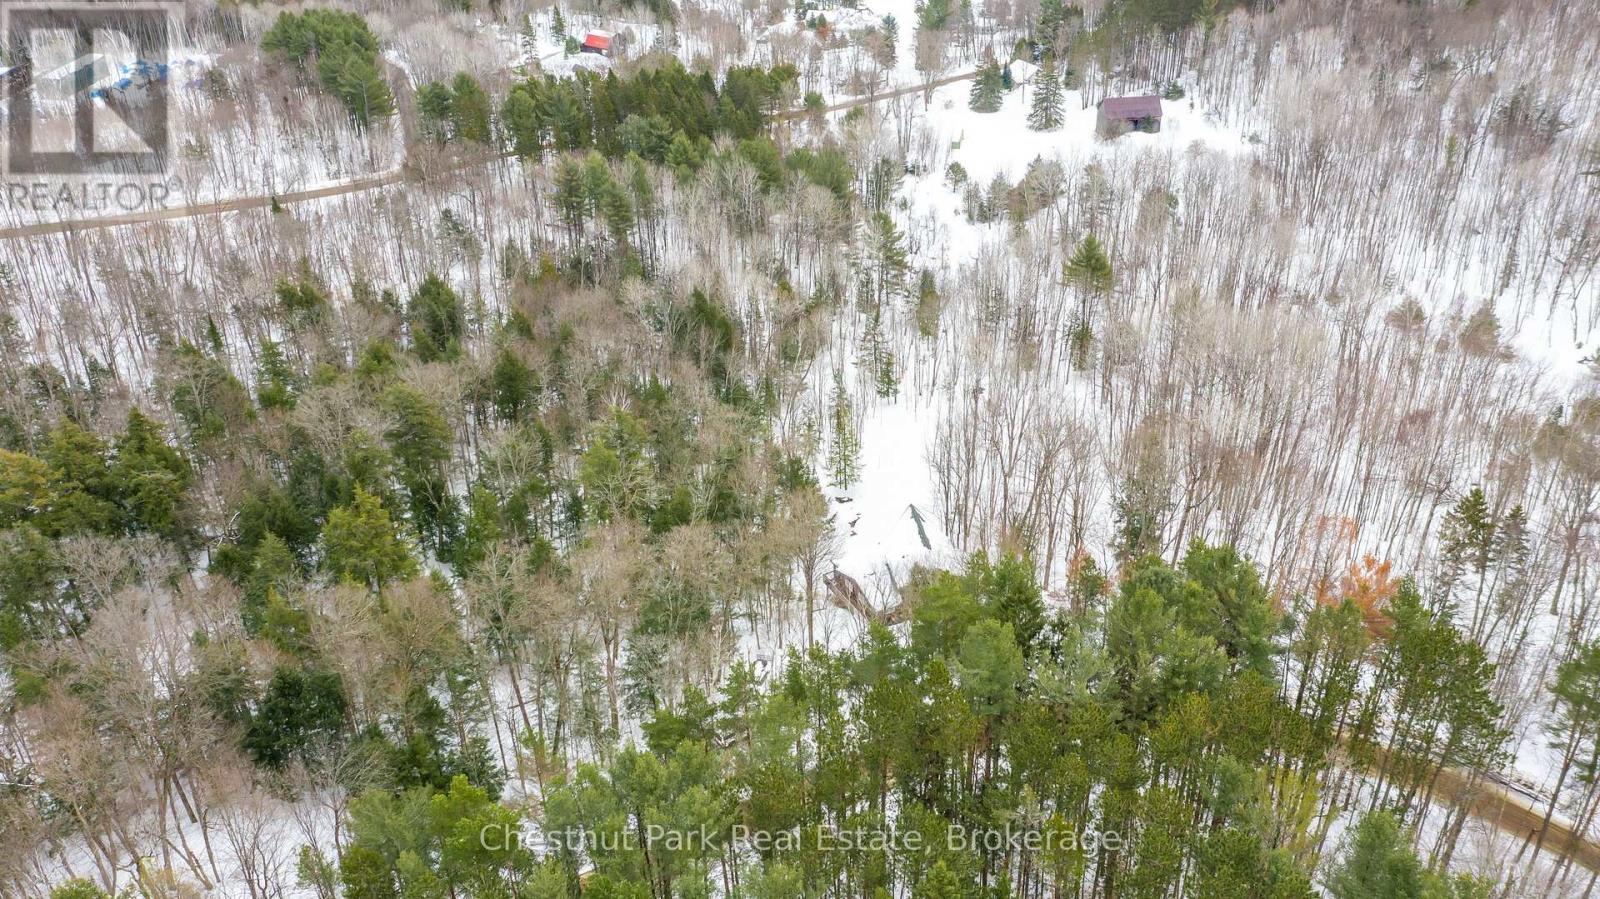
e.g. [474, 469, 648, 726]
[1097, 95, 1163, 135]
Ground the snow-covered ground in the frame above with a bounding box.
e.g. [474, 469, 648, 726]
[9, 2, 1600, 893]
[825, 75, 1254, 582]
[819, 53, 1598, 812]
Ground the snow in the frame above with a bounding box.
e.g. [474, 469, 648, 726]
[922, 81, 1250, 185]
[1008, 59, 1038, 84]
[834, 66, 1600, 818]
[828, 392, 959, 592]
[822, 77, 1251, 581]
[763, 4, 885, 40]
[537, 50, 613, 77]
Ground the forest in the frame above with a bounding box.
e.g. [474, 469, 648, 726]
[2, 0, 1600, 896]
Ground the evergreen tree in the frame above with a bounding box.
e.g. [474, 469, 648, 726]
[1335, 814, 1420, 899]
[416, 81, 455, 142]
[552, 154, 589, 245]
[827, 372, 860, 490]
[113, 409, 192, 539]
[955, 619, 1024, 718]
[243, 666, 348, 769]
[382, 385, 452, 479]
[243, 533, 298, 634]
[39, 422, 121, 534]
[0, 449, 55, 532]
[49, 881, 109, 899]
[917, 0, 951, 30]
[1027, 59, 1065, 131]
[599, 178, 635, 249]
[1439, 486, 1494, 594]
[1538, 640, 1600, 859]
[488, 346, 539, 422]
[968, 55, 1004, 113]
[1035, 0, 1071, 57]
[863, 211, 910, 306]
[450, 72, 492, 144]
[666, 131, 708, 177]
[256, 339, 298, 410]
[322, 486, 417, 591]
[323, 46, 394, 125]
[915, 859, 965, 898]
[1491, 504, 1529, 576]
[502, 88, 542, 158]
[262, 9, 392, 123]
[167, 341, 255, 445]
[1064, 233, 1114, 294]
[408, 274, 466, 362]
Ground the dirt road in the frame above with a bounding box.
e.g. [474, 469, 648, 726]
[0, 168, 407, 240]
[1433, 764, 1600, 872]
[774, 68, 980, 119]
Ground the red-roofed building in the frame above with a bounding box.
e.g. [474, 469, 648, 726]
[580, 30, 614, 56]
[1097, 95, 1163, 135]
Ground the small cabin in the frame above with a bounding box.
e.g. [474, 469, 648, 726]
[1097, 95, 1163, 135]
[580, 30, 614, 56]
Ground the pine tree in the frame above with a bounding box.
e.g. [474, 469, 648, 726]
[664, 131, 704, 178]
[972, 552, 1045, 654]
[48, 880, 110, 899]
[520, 14, 538, 53]
[1492, 504, 1529, 575]
[968, 56, 1004, 113]
[1027, 59, 1064, 131]
[40, 421, 121, 534]
[1036, 0, 1069, 56]
[243, 533, 297, 634]
[599, 179, 635, 249]
[956, 619, 1024, 718]
[0, 449, 56, 532]
[1064, 234, 1113, 294]
[864, 211, 910, 306]
[322, 486, 417, 591]
[553, 156, 589, 244]
[917, 0, 951, 30]
[1439, 487, 1494, 591]
[1328, 812, 1418, 899]
[417, 81, 455, 142]
[256, 339, 297, 410]
[382, 384, 452, 480]
[450, 73, 492, 144]
[1536, 640, 1600, 861]
[408, 274, 465, 362]
[325, 49, 394, 125]
[827, 372, 860, 490]
[861, 311, 898, 399]
[242, 665, 348, 769]
[114, 408, 192, 539]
